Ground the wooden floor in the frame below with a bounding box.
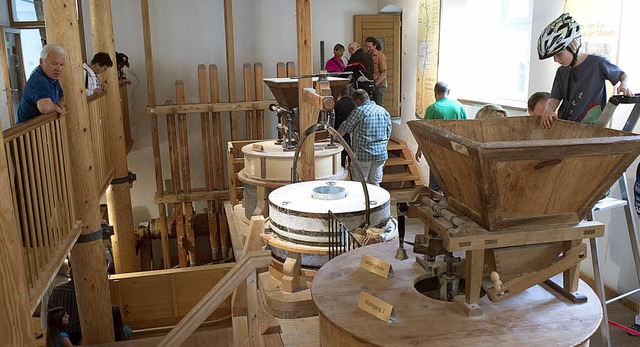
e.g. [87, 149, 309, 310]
[32, 189, 640, 346]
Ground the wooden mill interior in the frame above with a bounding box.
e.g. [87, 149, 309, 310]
[2, 0, 640, 346]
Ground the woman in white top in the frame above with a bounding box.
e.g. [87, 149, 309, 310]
[83, 52, 113, 96]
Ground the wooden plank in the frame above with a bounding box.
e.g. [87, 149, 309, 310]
[46, 0, 113, 341]
[276, 62, 286, 78]
[35, 128, 52, 258]
[286, 61, 296, 78]
[25, 133, 44, 272]
[141, 0, 156, 106]
[199, 64, 220, 261]
[563, 239, 582, 292]
[227, 142, 239, 206]
[224, 0, 238, 140]
[254, 63, 265, 139]
[465, 249, 484, 304]
[0, 118, 33, 345]
[157, 251, 271, 347]
[220, 206, 231, 261]
[166, 107, 188, 268]
[91, 0, 137, 273]
[302, 88, 335, 111]
[246, 272, 260, 346]
[108, 263, 236, 329]
[296, 0, 314, 182]
[210, 65, 225, 190]
[146, 100, 275, 116]
[243, 63, 255, 140]
[176, 80, 197, 265]
[150, 110, 171, 268]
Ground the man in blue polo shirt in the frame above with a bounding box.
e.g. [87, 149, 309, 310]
[17, 44, 67, 124]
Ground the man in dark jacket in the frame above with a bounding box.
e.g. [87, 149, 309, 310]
[344, 42, 374, 96]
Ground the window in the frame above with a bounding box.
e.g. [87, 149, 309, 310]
[438, 0, 533, 105]
[9, 0, 45, 26]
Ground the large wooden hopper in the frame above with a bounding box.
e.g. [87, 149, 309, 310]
[263, 77, 350, 110]
[409, 116, 640, 230]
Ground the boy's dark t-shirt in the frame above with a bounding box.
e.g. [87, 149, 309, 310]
[550, 54, 624, 123]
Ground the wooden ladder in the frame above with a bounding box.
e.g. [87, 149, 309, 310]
[382, 137, 423, 189]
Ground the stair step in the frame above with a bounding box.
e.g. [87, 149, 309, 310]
[382, 172, 421, 183]
[385, 157, 413, 166]
[386, 142, 406, 151]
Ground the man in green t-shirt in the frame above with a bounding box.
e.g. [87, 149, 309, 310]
[417, 81, 467, 192]
[423, 81, 467, 120]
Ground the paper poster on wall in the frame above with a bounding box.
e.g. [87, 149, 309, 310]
[564, 0, 622, 63]
[415, 0, 441, 117]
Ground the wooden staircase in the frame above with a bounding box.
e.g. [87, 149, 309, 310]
[382, 137, 424, 189]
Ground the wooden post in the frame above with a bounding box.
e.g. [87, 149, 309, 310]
[224, 0, 238, 140]
[254, 63, 265, 139]
[210, 66, 231, 259]
[176, 81, 197, 265]
[141, 0, 171, 269]
[0, 121, 34, 346]
[276, 62, 286, 78]
[44, 0, 113, 343]
[296, 0, 315, 181]
[90, 0, 137, 274]
[167, 101, 188, 268]
[243, 64, 254, 140]
[199, 65, 220, 261]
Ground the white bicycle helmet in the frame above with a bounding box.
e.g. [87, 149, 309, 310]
[537, 13, 581, 61]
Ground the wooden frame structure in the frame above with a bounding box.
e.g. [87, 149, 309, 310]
[140, 0, 332, 270]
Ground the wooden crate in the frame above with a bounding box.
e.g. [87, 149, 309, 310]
[408, 116, 640, 230]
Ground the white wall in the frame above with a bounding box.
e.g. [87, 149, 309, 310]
[0, 2, 9, 26]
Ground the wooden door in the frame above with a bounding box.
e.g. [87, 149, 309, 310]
[354, 14, 401, 116]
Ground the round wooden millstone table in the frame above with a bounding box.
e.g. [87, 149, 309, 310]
[312, 241, 602, 346]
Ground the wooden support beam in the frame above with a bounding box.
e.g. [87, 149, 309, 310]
[198, 65, 221, 261]
[276, 62, 286, 78]
[91, 0, 137, 274]
[176, 81, 197, 265]
[0, 116, 33, 346]
[166, 104, 188, 268]
[224, 0, 238, 140]
[243, 64, 255, 140]
[254, 63, 265, 139]
[210, 66, 231, 259]
[141, 0, 156, 106]
[146, 100, 275, 116]
[296, 0, 315, 181]
[45, 0, 113, 343]
[286, 61, 296, 78]
[141, 0, 170, 269]
[302, 88, 335, 111]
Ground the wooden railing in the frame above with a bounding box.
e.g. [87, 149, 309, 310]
[3, 113, 81, 312]
[157, 250, 271, 347]
[1, 84, 132, 312]
[87, 92, 115, 194]
[87, 82, 132, 195]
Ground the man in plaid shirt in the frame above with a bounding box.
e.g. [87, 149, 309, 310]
[338, 89, 392, 186]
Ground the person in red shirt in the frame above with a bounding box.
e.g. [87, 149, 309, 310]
[325, 43, 346, 73]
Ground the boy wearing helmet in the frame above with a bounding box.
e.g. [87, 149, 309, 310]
[538, 13, 633, 128]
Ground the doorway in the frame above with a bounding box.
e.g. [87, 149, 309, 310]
[354, 14, 401, 116]
[1, 28, 27, 127]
